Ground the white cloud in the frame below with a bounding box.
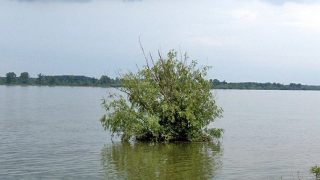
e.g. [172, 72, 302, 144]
[281, 3, 320, 32]
[230, 9, 258, 21]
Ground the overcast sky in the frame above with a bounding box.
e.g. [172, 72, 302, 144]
[1, 0, 320, 84]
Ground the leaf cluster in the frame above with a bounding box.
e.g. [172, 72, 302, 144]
[310, 166, 320, 179]
[101, 50, 223, 142]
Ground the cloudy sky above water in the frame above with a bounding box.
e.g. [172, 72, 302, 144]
[1, 0, 320, 84]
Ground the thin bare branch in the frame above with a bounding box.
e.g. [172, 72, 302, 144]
[135, 63, 141, 72]
[158, 48, 163, 59]
[139, 36, 150, 70]
[149, 52, 155, 67]
[138, 39, 168, 103]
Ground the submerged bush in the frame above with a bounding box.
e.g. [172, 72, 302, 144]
[101, 49, 223, 142]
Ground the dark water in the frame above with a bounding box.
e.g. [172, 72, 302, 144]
[0, 86, 319, 179]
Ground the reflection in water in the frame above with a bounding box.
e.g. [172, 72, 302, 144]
[100, 142, 222, 179]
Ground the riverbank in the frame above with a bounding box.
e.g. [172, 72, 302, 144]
[2, 73, 320, 90]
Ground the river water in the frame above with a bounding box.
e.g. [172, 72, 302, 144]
[0, 86, 319, 179]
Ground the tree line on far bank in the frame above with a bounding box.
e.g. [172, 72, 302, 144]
[1, 71, 320, 90]
[0, 72, 121, 87]
[209, 79, 320, 90]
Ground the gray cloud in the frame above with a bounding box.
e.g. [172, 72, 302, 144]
[16, 0, 92, 2]
[15, 0, 140, 2]
[12, 0, 317, 5]
[14, 0, 314, 5]
[2, 0, 320, 84]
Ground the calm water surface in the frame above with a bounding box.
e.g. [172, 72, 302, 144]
[0, 86, 320, 179]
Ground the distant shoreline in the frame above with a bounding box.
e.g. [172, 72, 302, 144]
[2, 74, 320, 91]
[1, 82, 320, 91]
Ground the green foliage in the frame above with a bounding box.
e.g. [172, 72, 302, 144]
[100, 75, 112, 86]
[6, 72, 16, 84]
[37, 73, 44, 85]
[48, 76, 56, 85]
[2, 70, 320, 91]
[0, 76, 4, 84]
[20, 72, 30, 84]
[210, 81, 310, 90]
[310, 166, 320, 179]
[101, 50, 223, 142]
[1, 72, 121, 87]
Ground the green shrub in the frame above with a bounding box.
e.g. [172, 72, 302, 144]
[310, 166, 320, 179]
[101, 49, 223, 142]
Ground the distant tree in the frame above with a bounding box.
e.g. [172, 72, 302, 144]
[0, 76, 5, 84]
[37, 73, 44, 85]
[48, 76, 56, 85]
[6, 72, 16, 84]
[69, 75, 75, 84]
[100, 75, 112, 86]
[92, 77, 98, 85]
[296, 83, 302, 89]
[101, 50, 224, 142]
[20, 72, 30, 84]
[212, 79, 221, 86]
[289, 83, 302, 90]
